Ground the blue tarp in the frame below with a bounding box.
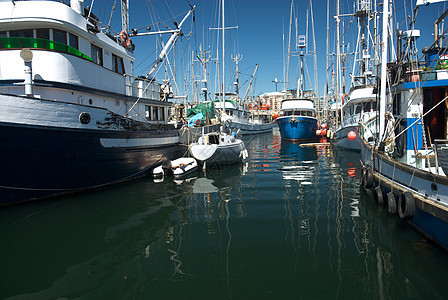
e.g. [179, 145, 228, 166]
[187, 113, 204, 127]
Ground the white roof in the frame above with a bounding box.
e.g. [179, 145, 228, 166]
[345, 87, 375, 106]
[260, 91, 285, 97]
[214, 101, 238, 110]
[281, 99, 315, 111]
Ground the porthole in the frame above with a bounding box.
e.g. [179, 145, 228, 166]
[89, 99, 93, 105]
[79, 112, 91, 124]
[431, 183, 438, 192]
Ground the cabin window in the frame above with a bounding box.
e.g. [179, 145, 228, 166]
[112, 54, 125, 74]
[53, 29, 66, 44]
[68, 33, 78, 50]
[159, 107, 165, 121]
[145, 106, 151, 121]
[36, 29, 50, 40]
[0, 31, 6, 37]
[153, 106, 159, 120]
[355, 104, 362, 114]
[349, 105, 354, 115]
[10, 30, 33, 38]
[363, 102, 371, 112]
[91, 44, 103, 66]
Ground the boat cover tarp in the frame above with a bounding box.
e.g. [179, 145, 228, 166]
[188, 113, 203, 127]
[187, 102, 215, 119]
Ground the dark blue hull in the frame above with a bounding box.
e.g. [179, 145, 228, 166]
[276, 116, 319, 141]
[360, 138, 448, 251]
[0, 123, 182, 206]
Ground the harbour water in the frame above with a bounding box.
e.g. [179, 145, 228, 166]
[1, 129, 448, 299]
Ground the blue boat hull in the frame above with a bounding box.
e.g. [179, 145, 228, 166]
[360, 137, 448, 251]
[276, 116, 319, 141]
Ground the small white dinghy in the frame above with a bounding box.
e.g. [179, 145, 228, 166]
[189, 131, 248, 169]
[153, 157, 198, 180]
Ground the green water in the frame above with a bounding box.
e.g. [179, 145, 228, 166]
[1, 129, 448, 299]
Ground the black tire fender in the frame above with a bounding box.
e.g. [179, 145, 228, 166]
[373, 186, 384, 205]
[398, 191, 415, 220]
[387, 192, 397, 214]
[360, 167, 366, 186]
[364, 168, 374, 189]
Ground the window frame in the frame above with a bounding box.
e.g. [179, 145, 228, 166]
[53, 29, 67, 44]
[91, 44, 103, 66]
[112, 53, 125, 74]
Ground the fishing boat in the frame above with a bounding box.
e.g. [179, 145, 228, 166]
[276, 5, 319, 142]
[0, 0, 194, 205]
[215, 98, 274, 135]
[215, 63, 274, 135]
[334, 1, 377, 151]
[276, 93, 319, 141]
[359, 0, 448, 251]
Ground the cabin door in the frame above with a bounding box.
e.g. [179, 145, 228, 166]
[423, 88, 447, 143]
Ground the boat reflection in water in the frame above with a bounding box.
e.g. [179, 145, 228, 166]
[278, 140, 318, 182]
[3, 130, 448, 299]
[277, 140, 372, 279]
[0, 180, 182, 299]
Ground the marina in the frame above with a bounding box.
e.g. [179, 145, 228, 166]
[2, 0, 448, 299]
[2, 130, 448, 299]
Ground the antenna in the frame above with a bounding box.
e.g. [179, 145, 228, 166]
[272, 78, 284, 92]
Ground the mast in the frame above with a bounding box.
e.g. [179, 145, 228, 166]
[325, 0, 329, 120]
[310, 0, 319, 117]
[232, 54, 242, 97]
[146, 6, 195, 78]
[298, 35, 305, 98]
[243, 64, 259, 102]
[121, 0, 129, 34]
[286, 0, 294, 91]
[335, 0, 341, 127]
[379, 0, 389, 141]
[222, 0, 225, 113]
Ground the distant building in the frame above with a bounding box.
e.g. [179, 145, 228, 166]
[253, 89, 327, 116]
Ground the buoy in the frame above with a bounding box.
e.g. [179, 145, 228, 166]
[316, 129, 322, 136]
[348, 131, 357, 141]
[321, 128, 327, 136]
[321, 123, 327, 129]
[398, 191, 415, 220]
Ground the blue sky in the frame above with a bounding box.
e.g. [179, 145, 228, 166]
[91, 0, 448, 99]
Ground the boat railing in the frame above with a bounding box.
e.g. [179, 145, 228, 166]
[0, 37, 92, 61]
[389, 48, 448, 84]
[359, 116, 377, 143]
[126, 75, 162, 100]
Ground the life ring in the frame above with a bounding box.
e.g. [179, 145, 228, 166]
[363, 168, 373, 189]
[386, 192, 397, 214]
[120, 30, 131, 48]
[398, 191, 415, 220]
[373, 186, 384, 205]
